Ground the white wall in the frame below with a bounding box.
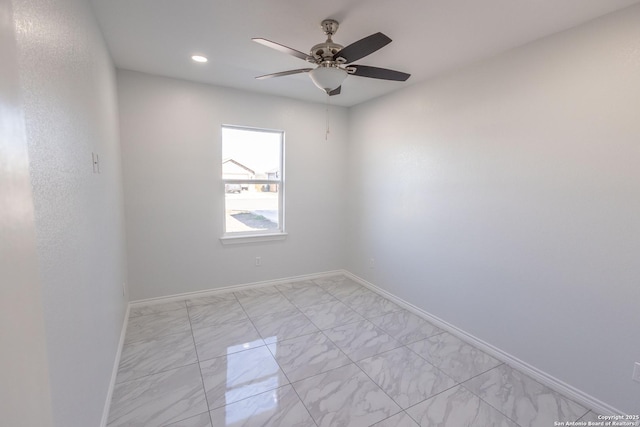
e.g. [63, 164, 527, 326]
[347, 5, 640, 414]
[0, 0, 53, 425]
[12, 0, 128, 425]
[117, 70, 348, 301]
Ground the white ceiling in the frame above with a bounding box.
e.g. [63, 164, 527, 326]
[91, 0, 640, 107]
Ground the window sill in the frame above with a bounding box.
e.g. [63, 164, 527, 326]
[219, 232, 288, 245]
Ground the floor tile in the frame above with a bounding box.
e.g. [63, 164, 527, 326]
[125, 308, 191, 344]
[406, 385, 518, 427]
[129, 300, 187, 318]
[289, 289, 338, 308]
[185, 292, 237, 308]
[275, 279, 316, 290]
[238, 292, 296, 318]
[209, 385, 315, 427]
[314, 276, 365, 299]
[370, 309, 443, 345]
[187, 299, 248, 329]
[192, 319, 264, 361]
[233, 286, 282, 301]
[407, 332, 502, 383]
[277, 281, 337, 308]
[199, 346, 289, 409]
[341, 291, 403, 318]
[312, 274, 347, 287]
[463, 364, 588, 427]
[358, 346, 456, 409]
[116, 331, 197, 383]
[164, 412, 212, 427]
[301, 300, 364, 330]
[252, 308, 319, 344]
[324, 319, 401, 361]
[267, 331, 351, 382]
[372, 412, 419, 427]
[292, 363, 401, 427]
[335, 287, 378, 303]
[107, 364, 207, 427]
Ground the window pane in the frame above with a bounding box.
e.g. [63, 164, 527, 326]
[225, 183, 280, 233]
[222, 127, 281, 180]
[222, 126, 283, 235]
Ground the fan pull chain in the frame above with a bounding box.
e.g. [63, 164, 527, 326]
[325, 93, 331, 140]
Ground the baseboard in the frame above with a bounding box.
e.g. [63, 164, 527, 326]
[129, 270, 345, 308]
[341, 270, 625, 417]
[100, 303, 130, 427]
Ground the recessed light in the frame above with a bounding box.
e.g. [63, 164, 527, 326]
[191, 55, 208, 63]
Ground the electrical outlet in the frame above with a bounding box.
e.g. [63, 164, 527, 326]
[633, 362, 640, 383]
[255, 256, 261, 266]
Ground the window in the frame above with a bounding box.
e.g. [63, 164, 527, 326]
[221, 125, 285, 241]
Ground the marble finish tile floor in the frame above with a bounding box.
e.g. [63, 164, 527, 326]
[110, 275, 591, 426]
[252, 308, 319, 344]
[357, 346, 457, 409]
[407, 331, 502, 383]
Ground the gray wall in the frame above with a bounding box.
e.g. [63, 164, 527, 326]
[117, 70, 349, 301]
[347, 5, 640, 413]
[0, 0, 53, 425]
[11, 0, 128, 425]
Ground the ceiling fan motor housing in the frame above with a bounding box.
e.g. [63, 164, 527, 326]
[310, 41, 343, 63]
[310, 19, 344, 64]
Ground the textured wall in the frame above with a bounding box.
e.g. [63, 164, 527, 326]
[0, 0, 53, 425]
[347, 5, 640, 413]
[117, 70, 348, 300]
[13, 0, 128, 425]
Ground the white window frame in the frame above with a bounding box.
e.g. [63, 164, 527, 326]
[220, 125, 286, 244]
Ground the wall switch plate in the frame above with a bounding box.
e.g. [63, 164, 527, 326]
[92, 152, 100, 173]
[122, 282, 126, 297]
[255, 256, 261, 266]
[369, 258, 375, 268]
[633, 362, 640, 383]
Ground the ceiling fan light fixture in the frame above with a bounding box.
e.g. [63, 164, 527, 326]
[309, 66, 347, 93]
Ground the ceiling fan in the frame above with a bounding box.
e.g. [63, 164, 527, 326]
[253, 19, 410, 96]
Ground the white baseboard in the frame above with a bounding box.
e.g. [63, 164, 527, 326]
[100, 303, 130, 427]
[341, 270, 625, 417]
[129, 270, 345, 308]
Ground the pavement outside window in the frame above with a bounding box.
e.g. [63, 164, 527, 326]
[225, 190, 279, 233]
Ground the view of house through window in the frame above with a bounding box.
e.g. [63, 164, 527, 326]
[222, 126, 284, 235]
